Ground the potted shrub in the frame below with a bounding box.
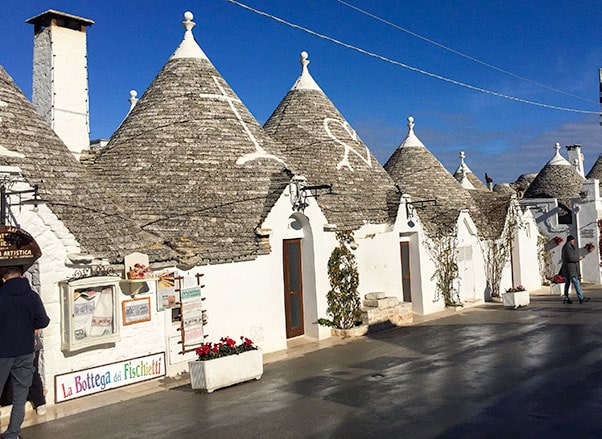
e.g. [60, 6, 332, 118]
[317, 231, 365, 337]
[188, 336, 262, 393]
[503, 285, 529, 309]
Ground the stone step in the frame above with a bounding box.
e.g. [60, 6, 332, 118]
[364, 292, 385, 300]
[363, 296, 399, 308]
[361, 303, 413, 327]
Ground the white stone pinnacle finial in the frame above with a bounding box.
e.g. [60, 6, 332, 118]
[170, 10, 207, 60]
[300, 51, 309, 68]
[128, 90, 138, 113]
[290, 50, 322, 92]
[407, 116, 415, 131]
[459, 151, 465, 164]
[554, 142, 561, 153]
[182, 11, 195, 32]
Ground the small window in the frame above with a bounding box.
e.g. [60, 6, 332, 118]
[60, 276, 120, 352]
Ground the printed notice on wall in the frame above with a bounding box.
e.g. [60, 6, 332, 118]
[180, 286, 204, 348]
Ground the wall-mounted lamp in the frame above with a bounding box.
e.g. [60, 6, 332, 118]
[288, 175, 333, 213]
[404, 198, 438, 228]
[0, 183, 46, 226]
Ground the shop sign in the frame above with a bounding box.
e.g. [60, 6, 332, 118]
[54, 352, 165, 403]
[0, 226, 41, 269]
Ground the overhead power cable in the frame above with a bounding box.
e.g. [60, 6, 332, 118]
[225, 0, 600, 115]
[336, 0, 598, 105]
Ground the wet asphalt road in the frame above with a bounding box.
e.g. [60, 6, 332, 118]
[21, 286, 602, 438]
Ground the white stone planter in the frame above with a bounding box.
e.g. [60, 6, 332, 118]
[188, 349, 263, 393]
[550, 283, 563, 296]
[503, 291, 530, 309]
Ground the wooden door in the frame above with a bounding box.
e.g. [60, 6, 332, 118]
[283, 239, 304, 338]
[400, 241, 412, 302]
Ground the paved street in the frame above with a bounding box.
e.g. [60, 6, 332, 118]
[17, 286, 602, 438]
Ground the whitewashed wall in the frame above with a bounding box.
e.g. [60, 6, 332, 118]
[392, 200, 441, 315]
[456, 211, 487, 304]
[575, 180, 602, 283]
[520, 198, 569, 279]
[354, 224, 401, 300]
[262, 188, 335, 341]
[512, 208, 543, 291]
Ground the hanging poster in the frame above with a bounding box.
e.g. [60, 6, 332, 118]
[180, 286, 204, 347]
[122, 297, 151, 326]
[156, 271, 177, 311]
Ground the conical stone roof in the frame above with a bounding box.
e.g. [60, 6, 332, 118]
[384, 117, 477, 233]
[0, 66, 172, 263]
[468, 191, 513, 240]
[453, 151, 487, 191]
[586, 153, 602, 180]
[263, 52, 399, 230]
[523, 143, 584, 222]
[511, 173, 536, 198]
[91, 12, 290, 266]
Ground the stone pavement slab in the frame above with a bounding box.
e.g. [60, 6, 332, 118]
[10, 285, 602, 438]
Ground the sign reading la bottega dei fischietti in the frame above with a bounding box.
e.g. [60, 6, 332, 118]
[54, 352, 165, 403]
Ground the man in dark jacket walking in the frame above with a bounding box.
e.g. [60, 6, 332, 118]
[0, 266, 50, 439]
[560, 235, 590, 304]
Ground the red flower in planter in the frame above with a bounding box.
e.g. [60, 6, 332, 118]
[553, 236, 563, 245]
[551, 275, 565, 284]
[221, 336, 237, 347]
[195, 336, 258, 361]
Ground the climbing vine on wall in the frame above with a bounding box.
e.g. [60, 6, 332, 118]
[318, 230, 362, 329]
[481, 203, 523, 297]
[423, 226, 461, 307]
[482, 239, 507, 298]
[536, 234, 552, 284]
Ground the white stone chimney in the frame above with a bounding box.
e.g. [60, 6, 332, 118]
[26, 10, 94, 160]
[565, 144, 585, 177]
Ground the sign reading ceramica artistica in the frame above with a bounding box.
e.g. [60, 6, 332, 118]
[54, 352, 165, 403]
[0, 226, 42, 269]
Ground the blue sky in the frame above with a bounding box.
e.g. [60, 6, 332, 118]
[1, 0, 601, 184]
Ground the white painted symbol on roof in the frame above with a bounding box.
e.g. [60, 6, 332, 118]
[200, 77, 285, 166]
[0, 145, 25, 159]
[324, 118, 371, 171]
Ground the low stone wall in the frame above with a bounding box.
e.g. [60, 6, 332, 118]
[361, 292, 413, 329]
[330, 292, 413, 338]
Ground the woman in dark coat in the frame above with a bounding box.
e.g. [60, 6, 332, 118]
[560, 235, 589, 304]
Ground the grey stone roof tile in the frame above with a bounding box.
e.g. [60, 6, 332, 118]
[384, 119, 475, 233]
[0, 66, 173, 263]
[91, 55, 289, 266]
[586, 153, 602, 180]
[264, 53, 400, 229]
